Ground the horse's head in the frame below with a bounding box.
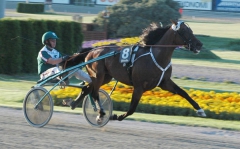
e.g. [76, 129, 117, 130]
[171, 20, 203, 54]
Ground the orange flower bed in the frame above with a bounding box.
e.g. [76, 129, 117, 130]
[51, 81, 240, 115]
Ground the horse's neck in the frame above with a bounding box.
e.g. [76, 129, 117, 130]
[153, 33, 175, 66]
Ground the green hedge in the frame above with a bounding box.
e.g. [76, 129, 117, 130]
[17, 3, 44, 14]
[0, 19, 83, 74]
[72, 22, 84, 52]
[0, 19, 21, 74]
[19, 20, 37, 73]
[59, 21, 74, 54]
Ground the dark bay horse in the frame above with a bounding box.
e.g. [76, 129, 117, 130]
[67, 20, 206, 121]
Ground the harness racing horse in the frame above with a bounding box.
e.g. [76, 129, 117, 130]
[68, 20, 206, 121]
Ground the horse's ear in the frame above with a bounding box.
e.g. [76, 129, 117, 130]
[170, 19, 177, 25]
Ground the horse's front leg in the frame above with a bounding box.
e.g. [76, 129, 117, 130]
[160, 79, 206, 117]
[112, 87, 144, 121]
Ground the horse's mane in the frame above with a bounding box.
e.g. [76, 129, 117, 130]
[139, 23, 171, 46]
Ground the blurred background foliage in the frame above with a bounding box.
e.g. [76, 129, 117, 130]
[93, 0, 181, 38]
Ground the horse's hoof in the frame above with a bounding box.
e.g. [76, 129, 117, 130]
[70, 101, 76, 110]
[96, 115, 103, 125]
[70, 106, 76, 110]
[110, 114, 118, 120]
[117, 115, 124, 121]
[196, 109, 206, 117]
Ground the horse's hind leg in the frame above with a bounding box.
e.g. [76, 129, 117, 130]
[160, 79, 206, 117]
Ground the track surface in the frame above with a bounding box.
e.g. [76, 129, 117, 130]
[1, 107, 240, 149]
[172, 64, 240, 84]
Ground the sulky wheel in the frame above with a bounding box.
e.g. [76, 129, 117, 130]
[82, 89, 112, 127]
[23, 87, 53, 128]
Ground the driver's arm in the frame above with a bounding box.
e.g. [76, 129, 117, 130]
[47, 58, 63, 65]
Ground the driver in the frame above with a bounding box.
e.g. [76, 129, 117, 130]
[37, 31, 92, 84]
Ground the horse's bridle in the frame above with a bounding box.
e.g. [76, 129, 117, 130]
[172, 21, 194, 52]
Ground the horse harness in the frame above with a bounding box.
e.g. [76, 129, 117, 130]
[119, 21, 192, 86]
[119, 46, 171, 87]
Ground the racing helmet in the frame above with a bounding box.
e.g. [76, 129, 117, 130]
[42, 31, 59, 45]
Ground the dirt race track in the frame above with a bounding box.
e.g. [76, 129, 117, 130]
[172, 64, 240, 84]
[0, 107, 240, 149]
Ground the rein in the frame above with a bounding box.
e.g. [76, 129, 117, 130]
[62, 48, 96, 70]
[62, 43, 187, 70]
[95, 44, 187, 48]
